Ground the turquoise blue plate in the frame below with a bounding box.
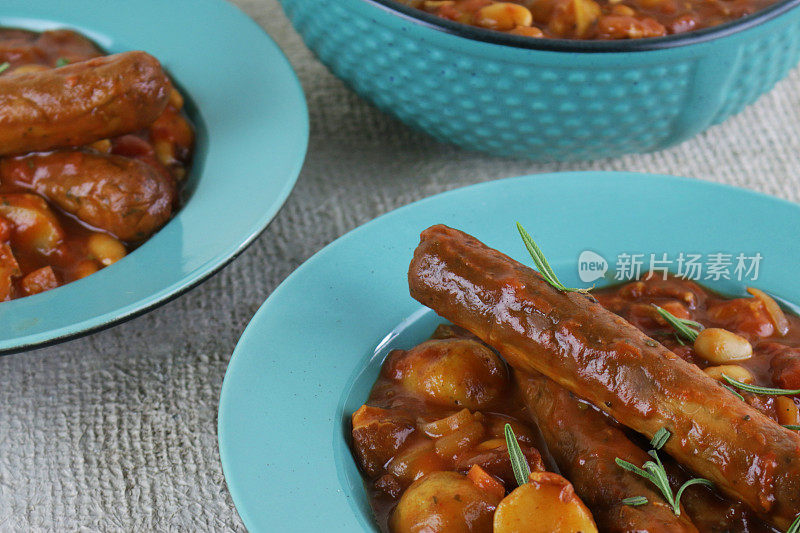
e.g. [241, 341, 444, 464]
[218, 172, 800, 531]
[0, 0, 308, 353]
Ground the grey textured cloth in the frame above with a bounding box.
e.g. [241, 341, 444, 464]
[0, 0, 799, 531]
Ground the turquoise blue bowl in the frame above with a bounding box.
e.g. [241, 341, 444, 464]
[279, 0, 800, 160]
[218, 171, 800, 531]
[0, 0, 308, 353]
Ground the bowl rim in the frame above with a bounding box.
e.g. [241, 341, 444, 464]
[0, 0, 309, 354]
[218, 170, 800, 532]
[364, 0, 800, 52]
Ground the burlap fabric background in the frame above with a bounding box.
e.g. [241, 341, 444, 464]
[0, 0, 798, 530]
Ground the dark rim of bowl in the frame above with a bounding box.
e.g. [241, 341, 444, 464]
[364, 0, 800, 52]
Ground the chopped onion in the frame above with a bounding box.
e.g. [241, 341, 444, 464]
[419, 408, 477, 438]
[747, 287, 790, 336]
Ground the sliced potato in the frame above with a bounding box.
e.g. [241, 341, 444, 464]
[391, 471, 500, 533]
[0, 194, 64, 253]
[388, 338, 508, 410]
[494, 472, 598, 533]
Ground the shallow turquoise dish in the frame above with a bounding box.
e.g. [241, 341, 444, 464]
[279, 0, 800, 160]
[218, 171, 800, 531]
[0, 0, 308, 353]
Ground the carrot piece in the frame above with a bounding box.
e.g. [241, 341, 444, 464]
[467, 464, 505, 501]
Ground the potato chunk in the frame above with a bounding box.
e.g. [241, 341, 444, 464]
[386, 338, 508, 409]
[391, 471, 501, 532]
[494, 472, 598, 533]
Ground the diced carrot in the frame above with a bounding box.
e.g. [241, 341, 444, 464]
[467, 464, 505, 501]
[20, 266, 59, 296]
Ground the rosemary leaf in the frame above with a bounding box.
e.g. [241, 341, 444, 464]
[516, 223, 592, 295]
[0, 62, 9, 74]
[651, 304, 704, 343]
[722, 384, 745, 402]
[504, 423, 531, 487]
[615, 458, 653, 481]
[783, 425, 800, 431]
[616, 427, 715, 516]
[788, 514, 800, 533]
[674, 478, 714, 516]
[644, 454, 675, 508]
[56, 57, 69, 67]
[722, 374, 800, 396]
[650, 428, 671, 450]
[621, 496, 649, 507]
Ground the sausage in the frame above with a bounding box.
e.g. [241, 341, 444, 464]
[517, 371, 771, 532]
[0, 51, 170, 156]
[0, 28, 102, 66]
[407, 225, 800, 530]
[0, 151, 175, 242]
[516, 371, 699, 533]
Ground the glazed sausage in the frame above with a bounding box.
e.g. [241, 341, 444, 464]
[516, 371, 699, 533]
[0, 28, 102, 66]
[407, 225, 800, 530]
[0, 51, 170, 156]
[0, 151, 175, 242]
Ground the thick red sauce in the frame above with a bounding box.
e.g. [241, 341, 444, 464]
[352, 275, 798, 532]
[595, 274, 800, 423]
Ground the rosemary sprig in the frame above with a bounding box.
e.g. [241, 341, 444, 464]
[722, 374, 800, 396]
[56, 57, 70, 67]
[616, 428, 714, 516]
[516, 223, 592, 295]
[650, 427, 671, 450]
[621, 496, 649, 507]
[504, 423, 531, 487]
[784, 425, 800, 431]
[722, 384, 745, 402]
[789, 514, 800, 533]
[0, 62, 9, 74]
[651, 304, 704, 343]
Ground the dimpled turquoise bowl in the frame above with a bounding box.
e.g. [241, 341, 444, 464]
[279, 0, 800, 160]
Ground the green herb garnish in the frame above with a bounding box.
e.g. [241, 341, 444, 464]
[616, 428, 714, 516]
[784, 425, 800, 431]
[722, 384, 745, 402]
[788, 514, 800, 533]
[504, 423, 531, 487]
[0, 62, 9, 74]
[56, 57, 69, 67]
[516, 223, 592, 296]
[621, 496, 649, 507]
[650, 427, 671, 450]
[651, 304, 704, 343]
[722, 374, 800, 396]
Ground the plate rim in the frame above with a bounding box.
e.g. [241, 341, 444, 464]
[218, 171, 800, 531]
[0, 0, 309, 354]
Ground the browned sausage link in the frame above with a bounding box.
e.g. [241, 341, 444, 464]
[516, 371, 699, 533]
[0, 28, 102, 66]
[0, 151, 175, 242]
[0, 51, 170, 156]
[407, 225, 800, 530]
